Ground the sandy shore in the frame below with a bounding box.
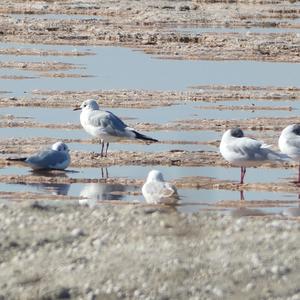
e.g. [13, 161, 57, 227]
[0, 203, 299, 300]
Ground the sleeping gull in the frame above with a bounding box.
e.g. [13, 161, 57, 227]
[74, 99, 158, 157]
[278, 124, 300, 183]
[220, 128, 288, 184]
[7, 141, 70, 171]
[142, 170, 179, 205]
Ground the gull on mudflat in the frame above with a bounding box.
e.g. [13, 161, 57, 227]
[220, 128, 288, 184]
[142, 170, 179, 205]
[74, 99, 158, 157]
[279, 124, 300, 183]
[7, 142, 70, 171]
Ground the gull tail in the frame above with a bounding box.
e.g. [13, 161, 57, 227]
[7, 157, 27, 162]
[267, 150, 291, 162]
[133, 131, 158, 142]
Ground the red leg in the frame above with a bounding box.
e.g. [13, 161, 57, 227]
[240, 167, 246, 184]
[240, 190, 245, 201]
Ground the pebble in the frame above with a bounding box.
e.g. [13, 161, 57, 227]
[71, 228, 85, 237]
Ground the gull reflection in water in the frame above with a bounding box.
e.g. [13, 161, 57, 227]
[79, 183, 136, 208]
[26, 170, 71, 196]
[28, 182, 71, 196]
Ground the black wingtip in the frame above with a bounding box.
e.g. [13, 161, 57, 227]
[133, 131, 158, 143]
[6, 157, 27, 162]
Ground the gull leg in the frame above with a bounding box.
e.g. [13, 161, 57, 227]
[105, 143, 109, 157]
[240, 167, 246, 184]
[100, 140, 104, 157]
[100, 167, 109, 179]
[240, 190, 245, 201]
[298, 164, 300, 184]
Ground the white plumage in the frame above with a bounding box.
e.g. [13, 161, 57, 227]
[142, 170, 179, 205]
[220, 128, 288, 184]
[74, 99, 158, 157]
[279, 124, 300, 182]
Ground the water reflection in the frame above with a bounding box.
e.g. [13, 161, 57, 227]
[282, 207, 300, 217]
[26, 182, 70, 195]
[79, 182, 137, 207]
[1, 42, 300, 97]
[230, 207, 269, 218]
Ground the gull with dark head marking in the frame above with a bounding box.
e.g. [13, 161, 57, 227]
[142, 170, 179, 205]
[220, 128, 288, 184]
[7, 142, 70, 171]
[279, 124, 300, 183]
[74, 99, 158, 157]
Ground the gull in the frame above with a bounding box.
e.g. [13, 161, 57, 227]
[7, 141, 70, 171]
[142, 170, 179, 205]
[220, 128, 288, 184]
[278, 124, 300, 183]
[74, 99, 158, 157]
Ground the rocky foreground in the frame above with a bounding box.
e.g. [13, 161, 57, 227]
[0, 202, 299, 300]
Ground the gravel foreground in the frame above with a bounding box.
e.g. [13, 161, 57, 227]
[0, 203, 299, 300]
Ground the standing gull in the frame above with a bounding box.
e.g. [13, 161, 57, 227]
[142, 170, 179, 205]
[7, 142, 70, 171]
[278, 124, 300, 183]
[220, 128, 287, 184]
[74, 99, 158, 157]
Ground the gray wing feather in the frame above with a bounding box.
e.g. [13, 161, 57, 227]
[233, 138, 283, 161]
[88, 110, 130, 137]
[26, 150, 67, 168]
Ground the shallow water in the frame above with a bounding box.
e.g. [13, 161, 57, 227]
[0, 179, 298, 214]
[1, 38, 300, 213]
[1, 43, 300, 98]
[1, 165, 295, 183]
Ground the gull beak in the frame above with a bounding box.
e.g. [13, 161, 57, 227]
[73, 106, 81, 111]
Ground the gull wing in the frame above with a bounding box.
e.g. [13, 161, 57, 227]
[26, 150, 67, 169]
[88, 110, 131, 137]
[143, 181, 178, 204]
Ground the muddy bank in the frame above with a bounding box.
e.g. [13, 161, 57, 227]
[0, 85, 299, 108]
[0, 1, 299, 62]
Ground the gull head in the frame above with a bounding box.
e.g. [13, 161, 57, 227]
[230, 127, 244, 138]
[52, 142, 69, 153]
[73, 99, 99, 111]
[280, 124, 300, 138]
[291, 124, 300, 136]
[146, 170, 164, 182]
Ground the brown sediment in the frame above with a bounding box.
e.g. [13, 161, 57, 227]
[1, 113, 300, 133]
[0, 48, 94, 56]
[0, 61, 82, 72]
[37, 73, 94, 78]
[1, 150, 294, 169]
[0, 1, 299, 62]
[196, 104, 292, 111]
[0, 85, 299, 108]
[0, 75, 36, 80]
[0, 173, 299, 194]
